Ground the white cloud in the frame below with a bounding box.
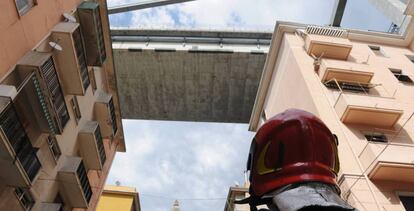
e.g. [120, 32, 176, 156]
[108, 0, 336, 30]
[107, 120, 254, 210]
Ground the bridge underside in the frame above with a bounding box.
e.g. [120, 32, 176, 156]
[112, 29, 270, 123]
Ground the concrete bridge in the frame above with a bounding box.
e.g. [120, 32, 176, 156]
[111, 29, 272, 122]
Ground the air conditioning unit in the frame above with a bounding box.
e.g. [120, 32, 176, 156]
[94, 91, 117, 138]
[51, 22, 90, 95]
[16, 51, 70, 134]
[77, 2, 106, 66]
[58, 156, 92, 208]
[78, 121, 106, 170]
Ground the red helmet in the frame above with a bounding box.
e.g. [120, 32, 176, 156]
[247, 109, 340, 197]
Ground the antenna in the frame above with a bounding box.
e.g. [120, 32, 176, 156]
[63, 13, 77, 23]
[48, 41, 63, 51]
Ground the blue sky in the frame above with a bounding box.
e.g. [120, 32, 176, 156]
[105, 0, 403, 210]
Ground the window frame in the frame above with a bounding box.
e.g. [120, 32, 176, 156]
[389, 68, 414, 83]
[364, 133, 388, 143]
[397, 192, 414, 211]
[368, 45, 387, 57]
[14, 0, 36, 16]
[14, 187, 35, 211]
[70, 96, 81, 124]
[47, 135, 61, 162]
[406, 55, 414, 63]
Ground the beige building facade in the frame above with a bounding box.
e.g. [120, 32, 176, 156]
[241, 4, 414, 211]
[0, 0, 124, 211]
[223, 186, 249, 211]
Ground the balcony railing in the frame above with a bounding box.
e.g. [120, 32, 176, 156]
[58, 156, 92, 208]
[319, 59, 374, 84]
[95, 125, 106, 166]
[334, 92, 403, 128]
[95, 91, 117, 137]
[304, 34, 353, 60]
[359, 142, 414, 183]
[79, 121, 106, 170]
[108, 98, 117, 136]
[0, 97, 41, 187]
[77, 161, 92, 204]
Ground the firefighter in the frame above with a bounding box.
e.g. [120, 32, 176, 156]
[237, 109, 357, 211]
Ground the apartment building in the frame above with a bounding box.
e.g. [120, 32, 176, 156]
[223, 186, 249, 211]
[0, 0, 124, 211]
[244, 9, 414, 211]
[96, 185, 140, 211]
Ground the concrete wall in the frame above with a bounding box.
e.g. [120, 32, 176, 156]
[258, 31, 414, 210]
[112, 42, 268, 123]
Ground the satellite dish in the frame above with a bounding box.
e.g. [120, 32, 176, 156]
[49, 41, 63, 51]
[63, 13, 77, 23]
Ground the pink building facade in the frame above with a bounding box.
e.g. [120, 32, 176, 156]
[0, 0, 125, 210]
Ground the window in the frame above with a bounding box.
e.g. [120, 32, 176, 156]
[406, 55, 414, 63]
[70, 96, 81, 124]
[15, 188, 34, 211]
[369, 45, 386, 57]
[325, 81, 370, 93]
[95, 125, 106, 165]
[400, 195, 414, 211]
[40, 57, 70, 131]
[0, 102, 41, 181]
[389, 68, 413, 83]
[108, 98, 117, 136]
[15, 0, 35, 16]
[47, 136, 61, 162]
[77, 161, 92, 203]
[365, 133, 387, 143]
[261, 111, 267, 122]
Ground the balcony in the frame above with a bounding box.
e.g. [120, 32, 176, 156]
[16, 51, 70, 134]
[359, 142, 414, 183]
[319, 59, 374, 84]
[58, 156, 92, 208]
[334, 93, 403, 128]
[77, 2, 107, 66]
[78, 121, 106, 170]
[94, 91, 117, 138]
[305, 34, 352, 60]
[0, 97, 41, 187]
[51, 22, 90, 95]
[0, 70, 54, 146]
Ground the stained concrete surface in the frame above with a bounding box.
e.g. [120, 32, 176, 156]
[114, 49, 266, 123]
